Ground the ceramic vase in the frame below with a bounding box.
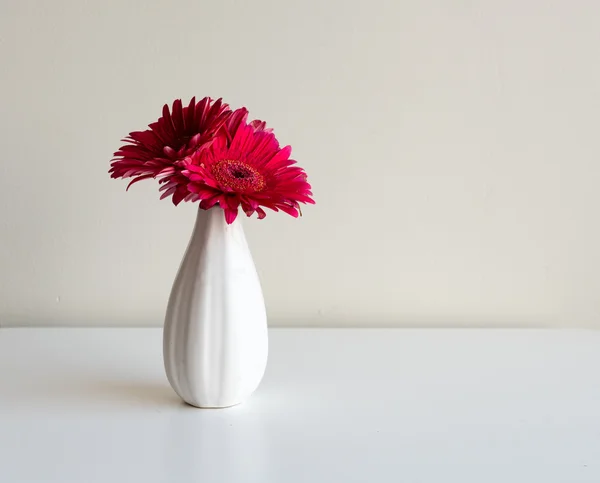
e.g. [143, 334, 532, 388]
[163, 206, 268, 408]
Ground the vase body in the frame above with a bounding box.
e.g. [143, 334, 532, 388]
[163, 206, 268, 408]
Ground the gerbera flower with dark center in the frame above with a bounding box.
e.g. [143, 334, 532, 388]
[182, 110, 314, 224]
[109, 97, 231, 205]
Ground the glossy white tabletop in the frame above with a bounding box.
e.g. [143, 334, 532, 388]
[1, 328, 598, 482]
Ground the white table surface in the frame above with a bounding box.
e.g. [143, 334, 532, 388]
[1, 328, 599, 483]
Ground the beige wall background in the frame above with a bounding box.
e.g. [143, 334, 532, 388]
[1, 0, 599, 328]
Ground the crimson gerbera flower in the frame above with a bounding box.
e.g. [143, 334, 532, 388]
[182, 110, 314, 224]
[109, 97, 231, 205]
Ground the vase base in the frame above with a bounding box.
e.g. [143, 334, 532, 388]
[183, 400, 242, 409]
[163, 206, 268, 410]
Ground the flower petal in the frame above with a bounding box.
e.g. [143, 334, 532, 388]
[126, 174, 154, 190]
[256, 207, 266, 219]
[224, 208, 238, 224]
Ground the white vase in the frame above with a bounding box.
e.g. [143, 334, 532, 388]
[163, 206, 268, 408]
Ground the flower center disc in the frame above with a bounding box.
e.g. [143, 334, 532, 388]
[213, 159, 265, 192]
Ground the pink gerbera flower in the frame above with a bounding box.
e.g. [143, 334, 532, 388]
[182, 109, 314, 224]
[109, 97, 231, 205]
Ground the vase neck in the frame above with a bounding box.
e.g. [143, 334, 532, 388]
[192, 206, 243, 239]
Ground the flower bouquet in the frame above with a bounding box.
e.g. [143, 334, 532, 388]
[110, 97, 314, 407]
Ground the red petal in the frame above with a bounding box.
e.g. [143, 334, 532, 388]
[184, 162, 203, 173]
[129, 130, 160, 147]
[226, 108, 249, 139]
[188, 133, 201, 149]
[163, 146, 177, 159]
[126, 174, 154, 190]
[187, 173, 205, 182]
[188, 184, 219, 199]
[224, 194, 239, 211]
[224, 208, 238, 224]
[160, 186, 177, 200]
[172, 99, 184, 133]
[172, 187, 188, 206]
[185, 97, 196, 131]
[265, 145, 292, 168]
[196, 97, 210, 129]
[276, 203, 299, 218]
[199, 194, 221, 210]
